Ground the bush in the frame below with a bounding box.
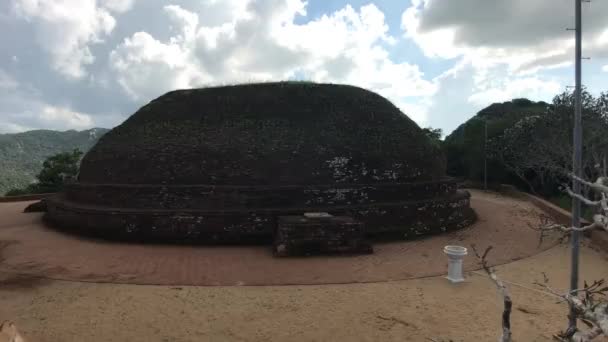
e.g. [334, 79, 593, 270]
[3, 149, 83, 196]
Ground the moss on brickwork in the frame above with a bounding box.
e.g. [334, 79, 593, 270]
[79, 82, 444, 185]
[46, 82, 474, 242]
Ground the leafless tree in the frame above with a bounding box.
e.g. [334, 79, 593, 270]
[535, 175, 608, 341]
[472, 245, 512, 342]
[476, 175, 608, 341]
[534, 274, 608, 341]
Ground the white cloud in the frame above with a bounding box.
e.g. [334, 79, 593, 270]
[0, 70, 18, 90]
[109, 1, 436, 123]
[40, 105, 94, 130]
[402, 0, 608, 75]
[100, 0, 135, 13]
[400, 0, 594, 131]
[468, 76, 560, 107]
[109, 31, 205, 101]
[603, 65, 608, 72]
[0, 73, 98, 133]
[12, 0, 135, 79]
[0, 122, 29, 134]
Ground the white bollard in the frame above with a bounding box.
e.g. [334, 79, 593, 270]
[444, 245, 467, 283]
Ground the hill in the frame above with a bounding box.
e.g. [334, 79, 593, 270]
[443, 98, 549, 182]
[0, 128, 109, 195]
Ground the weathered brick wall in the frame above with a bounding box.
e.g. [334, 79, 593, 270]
[45, 189, 474, 242]
[63, 180, 457, 209]
[46, 83, 476, 243]
[274, 216, 371, 256]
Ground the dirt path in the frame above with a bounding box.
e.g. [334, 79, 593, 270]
[0, 244, 606, 341]
[0, 190, 561, 285]
[0, 190, 606, 341]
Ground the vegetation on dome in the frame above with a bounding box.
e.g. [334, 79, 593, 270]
[80, 82, 445, 185]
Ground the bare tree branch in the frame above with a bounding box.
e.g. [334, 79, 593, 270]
[535, 278, 608, 341]
[541, 176, 608, 240]
[565, 186, 602, 206]
[571, 174, 608, 195]
[535, 175, 608, 341]
[472, 244, 512, 342]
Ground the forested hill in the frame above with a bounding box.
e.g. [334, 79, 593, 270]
[443, 89, 608, 201]
[443, 98, 550, 183]
[0, 128, 109, 195]
[446, 98, 549, 144]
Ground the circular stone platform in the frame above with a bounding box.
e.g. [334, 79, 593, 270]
[45, 82, 473, 241]
[0, 191, 560, 286]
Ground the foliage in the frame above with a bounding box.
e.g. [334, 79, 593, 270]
[422, 127, 442, 141]
[445, 90, 608, 197]
[422, 127, 443, 147]
[490, 89, 608, 196]
[6, 149, 84, 195]
[37, 149, 83, 192]
[0, 128, 108, 195]
[444, 98, 549, 185]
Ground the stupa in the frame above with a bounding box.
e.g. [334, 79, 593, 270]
[45, 82, 474, 241]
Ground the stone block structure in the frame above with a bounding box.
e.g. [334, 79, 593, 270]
[274, 214, 371, 256]
[45, 82, 475, 242]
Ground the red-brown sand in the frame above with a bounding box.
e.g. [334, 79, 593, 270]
[0, 190, 560, 286]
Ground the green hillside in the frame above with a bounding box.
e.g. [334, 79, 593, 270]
[0, 128, 109, 195]
[444, 98, 549, 183]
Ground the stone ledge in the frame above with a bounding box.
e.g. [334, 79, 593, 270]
[64, 179, 458, 210]
[0, 193, 55, 203]
[45, 190, 475, 242]
[274, 215, 372, 256]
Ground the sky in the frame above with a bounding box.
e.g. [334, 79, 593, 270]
[0, 0, 607, 136]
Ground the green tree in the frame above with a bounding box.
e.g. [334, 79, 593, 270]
[5, 149, 83, 195]
[422, 127, 443, 142]
[490, 89, 608, 196]
[443, 99, 549, 184]
[36, 148, 83, 192]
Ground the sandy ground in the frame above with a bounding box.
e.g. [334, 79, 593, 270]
[0, 244, 606, 341]
[0, 190, 606, 341]
[0, 190, 561, 285]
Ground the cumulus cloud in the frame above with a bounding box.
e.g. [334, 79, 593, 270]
[423, 60, 562, 134]
[39, 105, 94, 129]
[0, 70, 18, 90]
[0, 122, 29, 134]
[109, 31, 204, 101]
[399, 0, 608, 131]
[12, 0, 135, 79]
[109, 1, 436, 122]
[0, 69, 97, 133]
[402, 0, 607, 74]
[468, 76, 560, 107]
[4, 0, 606, 135]
[100, 0, 136, 13]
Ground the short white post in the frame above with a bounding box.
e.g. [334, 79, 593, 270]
[444, 245, 467, 283]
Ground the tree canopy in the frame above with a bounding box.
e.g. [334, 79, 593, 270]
[443, 89, 608, 197]
[6, 149, 83, 196]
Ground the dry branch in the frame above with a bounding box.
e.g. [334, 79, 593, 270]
[472, 244, 512, 342]
[534, 277, 608, 341]
[535, 175, 608, 341]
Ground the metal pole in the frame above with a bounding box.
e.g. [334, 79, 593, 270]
[569, 0, 583, 331]
[484, 120, 488, 190]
